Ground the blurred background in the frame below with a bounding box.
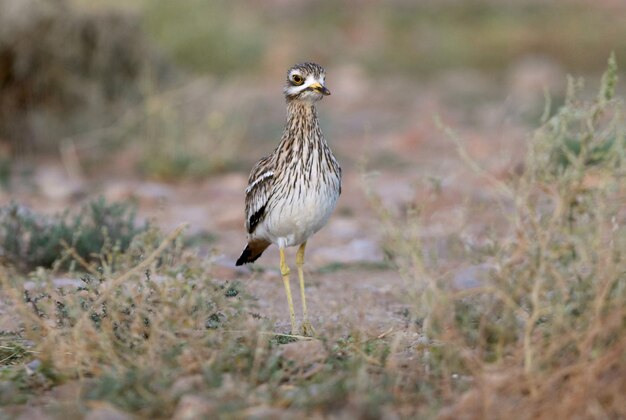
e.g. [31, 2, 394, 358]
[3, 2, 626, 418]
[1, 0, 625, 262]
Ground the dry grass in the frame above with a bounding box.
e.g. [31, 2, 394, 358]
[0, 224, 397, 417]
[0, 56, 625, 420]
[368, 56, 626, 418]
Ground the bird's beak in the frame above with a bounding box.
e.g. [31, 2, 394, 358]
[309, 82, 331, 96]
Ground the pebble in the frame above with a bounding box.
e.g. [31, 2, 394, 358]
[172, 395, 216, 420]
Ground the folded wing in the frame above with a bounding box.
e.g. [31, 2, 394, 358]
[245, 155, 274, 234]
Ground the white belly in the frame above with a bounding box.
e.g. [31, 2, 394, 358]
[261, 179, 340, 248]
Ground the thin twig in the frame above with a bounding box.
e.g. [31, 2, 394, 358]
[0, 352, 20, 364]
[222, 330, 317, 341]
[60, 240, 99, 276]
[377, 327, 394, 340]
[435, 115, 515, 199]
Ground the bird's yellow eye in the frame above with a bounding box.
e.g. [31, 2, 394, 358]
[292, 74, 303, 85]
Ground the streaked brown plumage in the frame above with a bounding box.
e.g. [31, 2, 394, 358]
[236, 62, 341, 335]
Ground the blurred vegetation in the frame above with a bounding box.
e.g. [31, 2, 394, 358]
[0, 197, 147, 272]
[131, 82, 247, 180]
[0, 61, 624, 418]
[139, 0, 626, 77]
[142, 0, 264, 76]
[1, 0, 626, 416]
[542, 55, 626, 171]
[368, 57, 626, 417]
[3, 0, 626, 161]
[0, 0, 167, 154]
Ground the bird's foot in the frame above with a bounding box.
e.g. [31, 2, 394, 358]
[300, 321, 317, 337]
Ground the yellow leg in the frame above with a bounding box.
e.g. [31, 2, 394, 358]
[280, 247, 297, 333]
[297, 242, 315, 336]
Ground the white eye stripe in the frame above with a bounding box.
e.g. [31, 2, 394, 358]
[285, 79, 315, 94]
[283, 74, 326, 98]
[302, 75, 324, 87]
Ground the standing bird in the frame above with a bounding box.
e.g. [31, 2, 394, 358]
[235, 62, 341, 335]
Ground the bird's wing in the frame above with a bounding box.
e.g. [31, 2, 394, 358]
[244, 155, 275, 234]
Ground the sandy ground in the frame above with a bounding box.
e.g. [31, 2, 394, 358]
[1, 62, 557, 337]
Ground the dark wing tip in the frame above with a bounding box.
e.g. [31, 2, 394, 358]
[236, 241, 270, 265]
[235, 245, 252, 265]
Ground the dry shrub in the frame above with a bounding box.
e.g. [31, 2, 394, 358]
[1, 225, 260, 416]
[0, 0, 159, 154]
[0, 223, 396, 417]
[372, 55, 626, 418]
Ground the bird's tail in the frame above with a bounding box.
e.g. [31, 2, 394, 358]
[236, 239, 271, 266]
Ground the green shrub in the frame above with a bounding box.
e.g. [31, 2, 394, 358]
[0, 197, 147, 272]
[534, 53, 624, 174]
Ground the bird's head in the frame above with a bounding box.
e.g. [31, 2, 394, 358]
[283, 62, 330, 102]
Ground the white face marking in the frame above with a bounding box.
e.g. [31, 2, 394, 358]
[284, 71, 327, 100]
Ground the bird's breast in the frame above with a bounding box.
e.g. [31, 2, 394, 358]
[264, 155, 341, 247]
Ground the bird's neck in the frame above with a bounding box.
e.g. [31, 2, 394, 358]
[281, 100, 323, 148]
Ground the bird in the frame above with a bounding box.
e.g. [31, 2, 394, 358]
[235, 62, 341, 336]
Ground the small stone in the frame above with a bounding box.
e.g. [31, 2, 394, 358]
[26, 359, 41, 372]
[85, 406, 132, 420]
[312, 239, 383, 265]
[34, 165, 84, 201]
[102, 181, 135, 202]
[16, 406, 53, 420]
[45, 381, 82, 401]
[52, 277, 87, 289]
[172, 395, 216, 420]
[170, 375, 204, 397]
[453, 264, 492, 290]
[242, 405, 288, 419]
[23, 277, 86, 292]
[134, 182, 173, 204]
[0, 314, 20, 333]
